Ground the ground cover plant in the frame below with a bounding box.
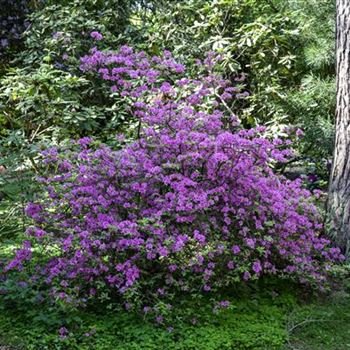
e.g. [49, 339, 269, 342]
[0, 279, 296, 350]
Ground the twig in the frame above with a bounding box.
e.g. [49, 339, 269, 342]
[215, 92, 241, 124]
[288, 318, 327, 334]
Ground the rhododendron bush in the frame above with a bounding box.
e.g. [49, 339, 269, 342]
[6, 45, 343, 312]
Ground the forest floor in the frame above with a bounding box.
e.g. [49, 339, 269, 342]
[1, 288, 350, 349]
[1, 219, 350, 349]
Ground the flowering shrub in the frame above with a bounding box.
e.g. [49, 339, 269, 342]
[6, 46, 343, 314]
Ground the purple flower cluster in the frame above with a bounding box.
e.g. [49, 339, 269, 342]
[90, 31, 103, 41]
[7, 46, 343, 311]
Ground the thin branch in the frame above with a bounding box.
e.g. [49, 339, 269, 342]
[288, 318, 327, 334]
[215, 92, 241, 124]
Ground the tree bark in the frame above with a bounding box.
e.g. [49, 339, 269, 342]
[327, 0, 350, 254]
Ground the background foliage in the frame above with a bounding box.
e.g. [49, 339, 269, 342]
[140, 0, 335, 176]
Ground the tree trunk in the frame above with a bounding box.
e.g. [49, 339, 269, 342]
[327, 0, 350, 254]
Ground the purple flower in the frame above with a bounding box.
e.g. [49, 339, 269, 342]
[25, 203, 42, 217]
[227, 261, 235, 270]
[203, 285, 211, 292]
[252, 261, 262, 275]
[77, 137, 92, 146]
[168, 264, 177, 272]
[160, 82, 172, 93]
[296, 128, 304, 137]
[17, 281, 28, 288]
[143, 306, 151, 314]
[243, 271, 251, 281]
[232, 245, 241, 254]
[90, 31, 103, 41]
[58, 327, 68, 339]
[245, 239, 255, 249]
[193, 230, 206, 244]
[219, 300, 230, 308]
[155, 315, 163, 323]
[157, 288, 165, 296]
